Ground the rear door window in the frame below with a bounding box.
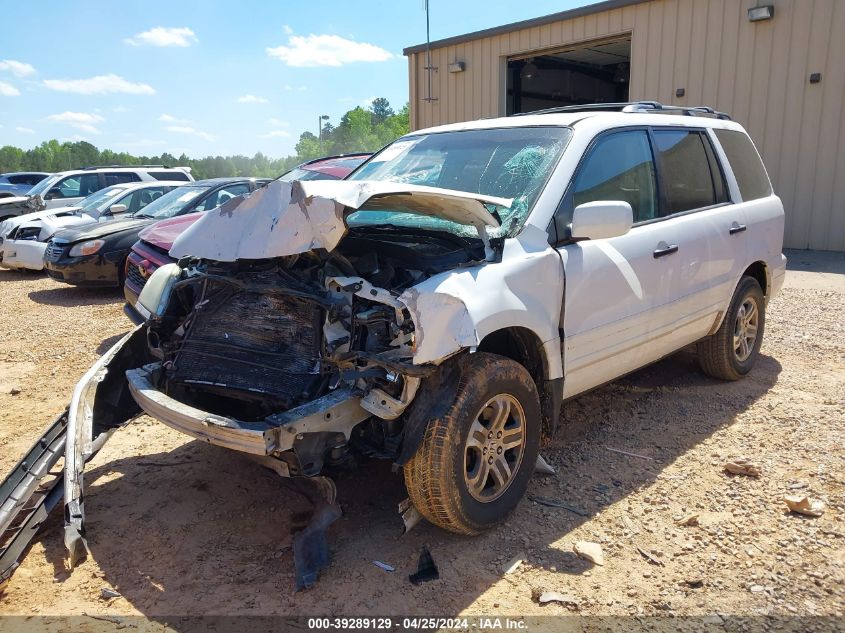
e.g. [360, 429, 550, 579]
[104, 172, 141, 186]
[713, 129, 772, 201]
[652, 130, 719, 215]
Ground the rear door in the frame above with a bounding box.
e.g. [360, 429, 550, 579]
[647, 127, 745, 348]
[554, 128, 679, 398]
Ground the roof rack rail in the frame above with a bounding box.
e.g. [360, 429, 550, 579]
[80, 164, 169, 170]
[512, 101, 732, 120]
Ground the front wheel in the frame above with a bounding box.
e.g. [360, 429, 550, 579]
[697, 275, 766, 380]
[403, 352, 541, 535]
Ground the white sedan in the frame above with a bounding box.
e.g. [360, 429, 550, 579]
[0, 181, 182, 271]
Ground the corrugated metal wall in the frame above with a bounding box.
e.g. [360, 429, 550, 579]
[407, 0, 845, 251]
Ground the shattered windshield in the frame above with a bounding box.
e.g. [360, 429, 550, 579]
[136, 185, 210, 219]
[347, 126, 571, 238]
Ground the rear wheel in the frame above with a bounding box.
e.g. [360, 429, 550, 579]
[403, 353, 540, 535]
[697, 275, 765, 380]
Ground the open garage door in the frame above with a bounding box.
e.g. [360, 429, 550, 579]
[506, 37, 631, 115]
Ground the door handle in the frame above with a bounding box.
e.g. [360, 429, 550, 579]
[653, 242, 679, 258]
[729, 223, 747, 235]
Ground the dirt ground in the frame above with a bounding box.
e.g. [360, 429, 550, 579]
[0, 251, 843, 627]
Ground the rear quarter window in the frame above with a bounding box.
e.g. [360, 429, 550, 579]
[714, 129, 772, 202]
[150, 171, 191, 182]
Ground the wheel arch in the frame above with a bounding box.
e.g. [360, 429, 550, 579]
[477, 326, 562, 437]
[743, 260, 769, 298]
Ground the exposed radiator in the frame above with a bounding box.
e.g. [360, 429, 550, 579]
[171, 287, 324, 406]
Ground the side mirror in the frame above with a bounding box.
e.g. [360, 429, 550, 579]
[109, 204, 128, 214]
[570, 201, 633, 240]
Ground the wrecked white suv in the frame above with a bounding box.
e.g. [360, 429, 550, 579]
[61, 103, 785, 565]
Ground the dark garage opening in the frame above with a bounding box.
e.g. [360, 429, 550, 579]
[506, 37, 631, 114]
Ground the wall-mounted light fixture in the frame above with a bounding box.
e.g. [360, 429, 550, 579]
[447, 61, 465, 73]
[748, 5, 774, 22]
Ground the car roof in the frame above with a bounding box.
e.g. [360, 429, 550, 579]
[51, 166, 190, 177]
[0, 171, 50, 177]
[412, 108, 746, 136]
[186, 177, 267, 187]
[105, 180, 186, 192]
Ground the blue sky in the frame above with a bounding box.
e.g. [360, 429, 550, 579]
[0, 0, 600, 158]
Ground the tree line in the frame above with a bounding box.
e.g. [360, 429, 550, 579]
[0, 98, 409, 180]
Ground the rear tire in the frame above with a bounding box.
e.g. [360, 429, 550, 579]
[403, 352, 541, 535]
[697, 275, 765, 380]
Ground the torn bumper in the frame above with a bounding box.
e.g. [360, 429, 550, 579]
[64, 326, 148, 565]
[0, 238, 45, 270]
[126, 363, 371, 459]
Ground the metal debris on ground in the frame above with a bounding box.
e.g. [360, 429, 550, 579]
[573, 541, 604, 566]
[373, 560, 395, 572]
[636, 546, 665, 566]
[783, 495, 825, 517]
[398, 498, 423, 535]
[99, 588, 121, 599]
[534, 455, 556, 475]
[503, 553, 526, 574]
[605, 446, 654, 461]
[533, 588, 579, 606]
[528, 495, 589, 517]
[724, 458, 762, 477]
[675, 513, 700, 527]
[408, 546, 438, 585]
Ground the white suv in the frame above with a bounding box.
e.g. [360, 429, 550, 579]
[61, 102, 785, 569]
[0, 165, 193, 220]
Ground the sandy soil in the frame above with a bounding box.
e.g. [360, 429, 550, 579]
[0, 259, 843, 625]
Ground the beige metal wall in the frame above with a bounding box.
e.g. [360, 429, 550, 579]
[407, 0, 845, 251]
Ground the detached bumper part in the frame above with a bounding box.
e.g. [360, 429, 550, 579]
[64, 326, 147, 566]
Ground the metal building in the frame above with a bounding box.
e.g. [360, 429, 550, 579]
[404, 0, 845, 251]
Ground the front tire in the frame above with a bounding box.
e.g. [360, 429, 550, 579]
[403, 352, 541, 535]
[697, 275, 765, 380]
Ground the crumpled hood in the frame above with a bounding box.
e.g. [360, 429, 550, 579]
[139, 211, 202, 251]
[169, 179, 511, 261]
[1, 206, 81, 238]
[53, 217, 153, 243]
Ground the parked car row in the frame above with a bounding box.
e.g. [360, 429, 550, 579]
[0, 154, 371, 297]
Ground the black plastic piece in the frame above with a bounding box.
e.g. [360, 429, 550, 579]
[409, 546, 439, 585]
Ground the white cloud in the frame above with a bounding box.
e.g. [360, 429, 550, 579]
[283, 25, 294, 35]
[15, 126, 34, 134]
[260, 130, 291, 139]
[48, 111, 105, 134]
[0, 81, 20, 96]
[267, 34, 393, 67]
[283, 84, 307, 92]
[166, 125, 214, 141]
[268, 118, 290, 127]
[112, 106, 129, 113]
[125, 27, 198, 47]
[44, 74, 155, 95]
[158, 113, 190, 123]
[360, 96, 377, 108]
[0, 60, 36, 77]
[237, 94, 269, 104]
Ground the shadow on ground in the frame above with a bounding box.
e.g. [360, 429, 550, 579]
[27, 286, 123, 307]
[29, 349, 780, 621]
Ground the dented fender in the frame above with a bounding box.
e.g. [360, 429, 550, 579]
[400, 225, 564, 379]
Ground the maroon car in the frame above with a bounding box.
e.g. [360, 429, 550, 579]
[123, 153, 371, 323]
